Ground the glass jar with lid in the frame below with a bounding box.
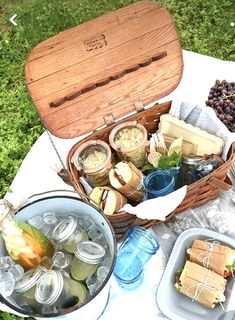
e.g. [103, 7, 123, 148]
[35, 270, 87, 309]
[180, 155, 204, 186]
[14, 267, 45, 312]
[51, 216, 88, 253]
[109, 121, 148, 168]
[72, 140, 113, 187]
[71, 241, 105, 282]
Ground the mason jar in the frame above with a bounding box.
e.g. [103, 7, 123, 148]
[109, 121, 148, 168]
[144, 169, 175, 199]
[113, 226, 159, 290]
[71, 241, 105, 282]
[14, 267, 45, 312]
[51, 216, 88, 253]
[180, 155, 204, 186]
[72, 140, 113, 187]
[35, 270, 87, 309]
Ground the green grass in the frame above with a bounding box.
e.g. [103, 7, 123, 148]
[0, 0, 234, 318]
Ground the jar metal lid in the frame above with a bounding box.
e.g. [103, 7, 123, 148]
[51, 216, 78, 242]
[14, 267, 44, 293]
[35, 270, 63, 305]
[75, 241, 105, 264]
[182, 155, 203, 165]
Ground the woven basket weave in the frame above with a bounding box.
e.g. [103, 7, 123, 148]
[67, 101, 235, 239]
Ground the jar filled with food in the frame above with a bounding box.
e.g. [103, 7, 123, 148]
[14, 267, 45, 312]
[0, 200, 54, 270]
[109, 121, 148, 168]
[35, 270, 87, 309]
[72, 140, 113, 187]
[51, 216, 88, 253]
[71, 241, 105, 282]
[180, 155, 204, 186]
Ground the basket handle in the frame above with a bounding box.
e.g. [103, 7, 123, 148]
[49, 51, 167, 108]
[208, 176, 232, 191]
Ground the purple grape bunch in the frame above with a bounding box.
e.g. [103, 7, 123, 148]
[205, 80, 235, 132]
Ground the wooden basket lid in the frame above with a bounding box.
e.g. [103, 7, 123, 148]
[25, 1, 183, 139]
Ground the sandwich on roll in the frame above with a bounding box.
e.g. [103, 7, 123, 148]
[187, 240, 235, 277]
[109, 161, 144, 202]
[89, 186, 127, 215]
[175, 261, 227, 309]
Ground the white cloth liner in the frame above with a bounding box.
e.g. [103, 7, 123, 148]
[2, 50, 235, 319]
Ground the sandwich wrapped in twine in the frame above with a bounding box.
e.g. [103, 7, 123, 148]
[109, 161, 144, 202]
[189, 239, 235, 276]
[179, 261, 227, 309]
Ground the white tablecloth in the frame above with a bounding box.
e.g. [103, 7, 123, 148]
[3, 50, 235, 319]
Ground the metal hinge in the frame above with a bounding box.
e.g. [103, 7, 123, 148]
[103, 114, 115, 125]
[134, 99, 144, 112]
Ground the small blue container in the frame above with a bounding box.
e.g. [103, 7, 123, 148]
[144, 169, 175, 199]
[113, 227, 159, 290]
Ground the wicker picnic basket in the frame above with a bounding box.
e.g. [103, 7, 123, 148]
[25, 2, 235, 239]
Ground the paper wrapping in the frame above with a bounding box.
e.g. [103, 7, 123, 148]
[109, 162, 144, 202]
[102, 186, 127, 214]
[179, 261, 227, 308]
[189, 240, 235, 276]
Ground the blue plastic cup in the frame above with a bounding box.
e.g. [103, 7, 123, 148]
[113, 227, 159, 290]
[144, 169, 175, 199]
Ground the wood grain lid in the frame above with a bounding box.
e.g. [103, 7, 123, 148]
[25, 1, 183, 138]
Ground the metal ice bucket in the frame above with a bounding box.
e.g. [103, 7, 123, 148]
[0, 190, 117, 320]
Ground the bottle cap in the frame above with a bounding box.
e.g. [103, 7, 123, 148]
[75, 241, 105, 264]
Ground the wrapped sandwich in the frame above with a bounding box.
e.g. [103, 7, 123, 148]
[109, 161, 144, 202]
[175, 261, 227, 309]
[89, 186, 127, 215]
[187, 240, 235, 277]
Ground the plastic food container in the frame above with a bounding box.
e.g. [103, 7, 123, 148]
[109, 121, 148, 168]
[156, 228, 235, 320]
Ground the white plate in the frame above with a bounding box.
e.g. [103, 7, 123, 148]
[156, 228, 235, 320]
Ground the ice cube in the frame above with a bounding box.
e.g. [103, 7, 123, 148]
[0, 270, 15, 297]
[87, 281, 101, 296]
[40, 256, 53, 269]
[41, 305, 58, 315]
[42, 211, 58, 225]
[86, 273, 97, 287]
[101, 257, 112, 269]
[52, 251, 72, 270]
[97, 266, 109, 282]
[78, 215, 95, 231]
[28, 215, 44, 229]
[0, 256, 15, 270]
[8, 264, 24, 281]
[94, 235, 108, 249]
[88, 225, 103, 241]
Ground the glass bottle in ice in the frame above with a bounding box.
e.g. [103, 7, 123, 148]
[0, 199, 54, 270]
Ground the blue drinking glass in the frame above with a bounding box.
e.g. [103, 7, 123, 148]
[144, 169, 175, 199]
[113, 227, 159, 290]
